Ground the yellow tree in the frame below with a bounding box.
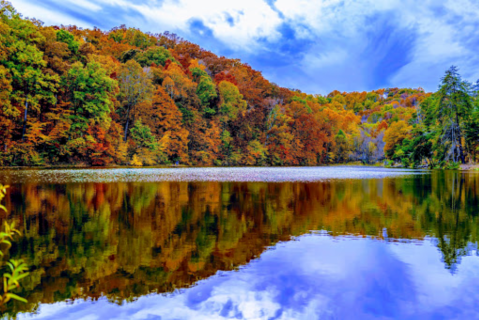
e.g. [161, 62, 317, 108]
[141, 87, 189, 163]
[218, 80, 247, 123]
[117, 60, 154, 141]
[384, 120, 412, 159]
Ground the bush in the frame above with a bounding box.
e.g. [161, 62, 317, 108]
[444, 161, 460, 170]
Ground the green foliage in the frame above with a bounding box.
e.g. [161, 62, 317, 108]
[0, 4, 59, 140]
[129, 119, 168, 165]
[218, 81, 246, 121]
[246, 139, 268, 165]
[196, 75, 217, 107]
[124, 28, 156, 49]
[65, 61, 117, 133]
[119, 49, 142, 63]
[390, 67, 478, 168]
[56, 29, 79, 54]
[315, 95, 329, 105]
[190, 67, 209, 82]
[354, 102, 363, 113]
[130, 118, 157, 150]
[291, 96, 312, 113]
[134, 47, 177, 67]
[423, 66, 472, 164]
[366, 92, 378, 102]
[108, 29, 124, 43]
[0, 185, 29, 309]
[177, 104, 195, 125]
[444, 161, 460, 170]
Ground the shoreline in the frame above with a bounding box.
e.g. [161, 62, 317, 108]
[1, 162, 477, 171]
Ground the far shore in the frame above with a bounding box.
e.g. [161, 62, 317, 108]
[1, 163, 478, 171]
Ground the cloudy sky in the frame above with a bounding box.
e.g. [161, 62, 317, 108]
[11, 0, 479, 94]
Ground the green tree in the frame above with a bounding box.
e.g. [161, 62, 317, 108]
[218, 80, 246, 122]
[0, 1, 59, 140]
[196, 75, 217, 109]
[64, 61, 118, 133]
[56, 29, 80, 55]
[334, 129, 349, 163]
[430, 66, 472, 163]
[130, 118, 157, 150]
[134, 47, 177, 67]
[129, 118, 166, 165]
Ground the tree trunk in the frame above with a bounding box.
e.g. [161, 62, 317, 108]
[22, 99, 29, 141]
[124, 105, 131, 142]
[124, 118, 130, 142]
[455, 113, 465, 164]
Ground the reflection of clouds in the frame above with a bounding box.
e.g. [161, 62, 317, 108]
[391, 241, 479, 319]
[20, 235, 479, 320]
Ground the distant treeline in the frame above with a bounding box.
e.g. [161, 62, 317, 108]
[0, 1, 478, 168]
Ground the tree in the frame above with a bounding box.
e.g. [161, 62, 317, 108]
[142, 87, 189, 162]
[129, 118, 164, 165]
[334, 129, 349, 163]
[384, 120, 412, 160]
[0, 2, 59, 140]
[197, 75, 217, 110]
[191, 67, 217, 110]
[163, 63, 196, 100]
[218, 80, 247, 122]
[64, 61, 117, 133]
[117, 59, 154, 141]
[56, 29, 79, 55]
[264, 105, 294, 165]
[431, 66, 472, 163]
[130, 118, 157, 150]
[134, 46, 177, 67]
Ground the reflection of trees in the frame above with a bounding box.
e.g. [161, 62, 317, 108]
[417, 172, 479, 272]
[1, 172, 479, 316]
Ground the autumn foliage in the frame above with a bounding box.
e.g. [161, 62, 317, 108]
[0, 1, 434, 167]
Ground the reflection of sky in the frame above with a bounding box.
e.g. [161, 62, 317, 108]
[20, 234, 479, 320]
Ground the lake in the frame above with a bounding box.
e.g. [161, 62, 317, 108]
[0, 167, 478, 319]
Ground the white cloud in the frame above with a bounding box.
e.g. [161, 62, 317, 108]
[70, 0, 102, 11]
[12, 0, 88, 26]
[129, 0, 282, 50]
[10, 0, 479, 92]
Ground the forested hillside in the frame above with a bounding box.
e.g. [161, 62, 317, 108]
[0, 1, 477, 168]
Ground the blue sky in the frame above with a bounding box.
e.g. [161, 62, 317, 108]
[12, 0, 479, 94]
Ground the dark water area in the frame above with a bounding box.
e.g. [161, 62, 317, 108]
[0, 167, 478, 319]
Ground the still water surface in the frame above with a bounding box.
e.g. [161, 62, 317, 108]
[0, 167, 478, 319]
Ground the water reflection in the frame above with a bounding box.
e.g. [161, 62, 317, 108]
[1, 169, 479, 318]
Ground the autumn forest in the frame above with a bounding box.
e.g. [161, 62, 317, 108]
[1, 1, 479, 168]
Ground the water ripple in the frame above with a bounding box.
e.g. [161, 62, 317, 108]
[0, 166, 428, 184]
